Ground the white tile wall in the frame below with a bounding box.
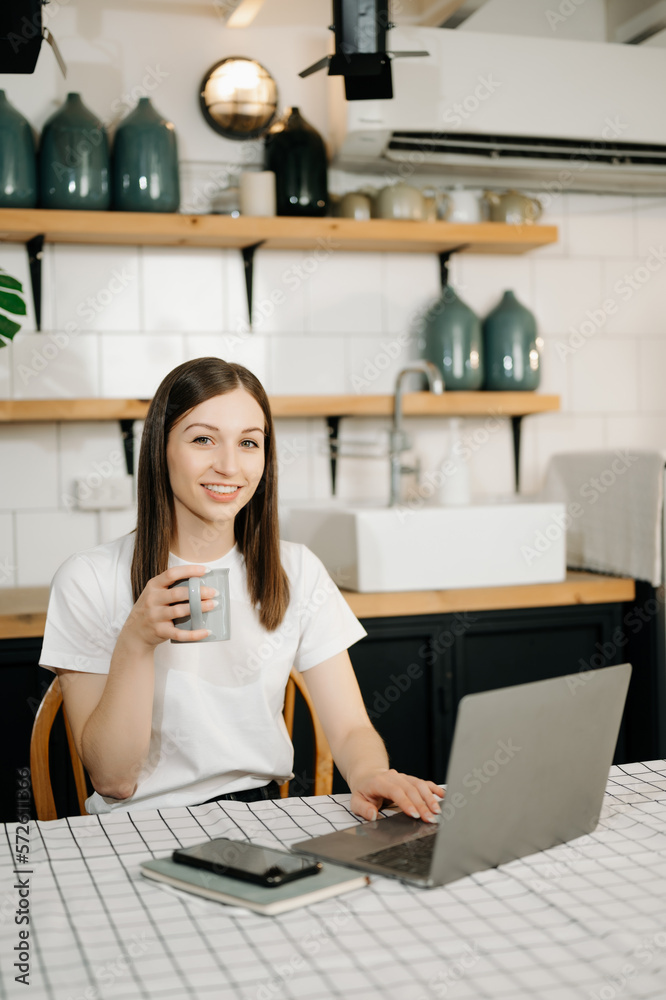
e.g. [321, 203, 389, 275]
[0, 513, 16, 589]
[15, 511, 99, 587]
[1, 191, 666, 585]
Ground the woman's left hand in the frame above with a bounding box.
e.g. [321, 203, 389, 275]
[350, 768, 444, 824]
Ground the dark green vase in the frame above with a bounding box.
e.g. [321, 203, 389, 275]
[0, 91, 37, 208]
[483, 290, 540, 391]
[112, 97, 180, 213]
[39, 92, 110, 210]
[420, 286, 483, 390]
[263, 107, 328, 217]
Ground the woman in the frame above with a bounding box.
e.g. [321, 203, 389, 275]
[41, 358, 443, 822]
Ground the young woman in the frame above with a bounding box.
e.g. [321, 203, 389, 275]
[41, 358, 443, 821]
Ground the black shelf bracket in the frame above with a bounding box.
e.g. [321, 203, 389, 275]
[438, 244, 469, 289]
[26, 235, 45, 332]
[241, 241, 265, 328]
[511, 415, 523, 494]
[119, 419, 135, 477]
[326, 415, 341, 495]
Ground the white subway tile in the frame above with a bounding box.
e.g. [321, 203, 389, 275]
[381, 253, 440, 336]
[0, 513, 16, 588]
[602, 257, 666, 336]
[412, 415, 515, 500]
[0, 342, 11, 398]
[534, 195, 568, 258]
[307, 253, 382, 334]
[569, 338, 637, 414]
[566, 193, 635, 258]
[53, 245, 140, 331]
[533, 258, 603, 336]
[606, 415, 666, 456]
[240, 250, 308, 334]
[186, 333, 272, 391]
[635, 198, 666, 258]
[535, 335, 571, 412]
[58, 423, 127, 510]
[100, 509, 137, 544]
[0, 424, 59, 510]
[11, 332, 99, 399]
[637, 339, 666, 413]
[347, 333, 418, 395]
[520, 414, 606, 494]
[271, 336, 346, 394]
[16, 510, 99, 586]
[455, 256, 534, 318]
[142, 247, 224, 332]
[273, 418, 311, 502]
[100, 334, 184, 398]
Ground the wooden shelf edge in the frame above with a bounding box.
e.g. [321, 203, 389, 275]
[0, 393, 561, 423]
[0, 208, 558, 255]
[342, 572, 636, 618]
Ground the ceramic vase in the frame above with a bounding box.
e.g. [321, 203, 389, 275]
[39, 92, 110, 210]
[263, 107, 328, 217]
[420, 286, 484, 390]
[0, 91, 37, 208]
[483, 290, 540, 390]
[112, 97, 180, 213]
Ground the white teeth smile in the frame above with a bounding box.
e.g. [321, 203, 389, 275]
[204, 484, 239, 494]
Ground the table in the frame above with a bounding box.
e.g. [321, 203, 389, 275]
[2, 762, 666, 1000]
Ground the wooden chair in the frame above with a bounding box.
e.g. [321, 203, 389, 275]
[280, 668, 334, 798]
[31, 669, 333, 819]
[30, 676, 89, 821]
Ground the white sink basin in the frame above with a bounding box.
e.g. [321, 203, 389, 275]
[283, 501, 567, 592]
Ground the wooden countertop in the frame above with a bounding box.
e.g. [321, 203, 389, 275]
[0, 573, 636, 640]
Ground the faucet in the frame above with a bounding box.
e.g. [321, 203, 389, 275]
[389, 360, 444, 507]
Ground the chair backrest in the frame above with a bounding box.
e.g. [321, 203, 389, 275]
[280, 668, 334, 798]
[31, 669, 333, 819]
[30, 677, 89, 821]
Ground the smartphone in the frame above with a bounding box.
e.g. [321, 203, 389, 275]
[172, 837, 323, 887]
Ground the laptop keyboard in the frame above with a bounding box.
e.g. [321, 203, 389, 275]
[358, 830, 437, 876]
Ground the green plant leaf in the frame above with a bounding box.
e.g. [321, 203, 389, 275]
[0, 290, 27, 316]
[0, 274, 22, 292]
[0, 314, 21, 342]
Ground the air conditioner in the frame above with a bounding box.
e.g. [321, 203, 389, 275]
[329, 26, 666, 194]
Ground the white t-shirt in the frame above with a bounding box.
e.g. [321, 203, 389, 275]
[39, 533, 367, 814]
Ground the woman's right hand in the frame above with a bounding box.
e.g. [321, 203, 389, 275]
[120, 565, 217, 650]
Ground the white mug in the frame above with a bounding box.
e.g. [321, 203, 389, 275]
[239, 171, 276, 217]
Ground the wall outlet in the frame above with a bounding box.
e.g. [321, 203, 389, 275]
[76, 474, 134, 510]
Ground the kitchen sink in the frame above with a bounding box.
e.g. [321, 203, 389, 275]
[282, 500, 567, 592]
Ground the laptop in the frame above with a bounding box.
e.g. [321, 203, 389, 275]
[292, 662, 631, 887]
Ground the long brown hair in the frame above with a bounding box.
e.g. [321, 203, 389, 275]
[131, 357, 289, 630]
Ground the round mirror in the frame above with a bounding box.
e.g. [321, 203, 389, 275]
[200, 57, 278, 141]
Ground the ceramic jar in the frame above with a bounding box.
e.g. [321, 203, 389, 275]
[446, 187, 481, 223]
[39, 93, 110, 210]
[263, 107, 328, 217]
[482, 189, 542, 224]
[0, 91, 37, 208]
[373, 182, 425, 220]
[483, 290, 540, 390]
[336, 191, 372, 220]
[112, 97, 180, 212]
[420, 286, 484, 390]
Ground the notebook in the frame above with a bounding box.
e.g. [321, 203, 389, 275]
[292, 663, 632, 888]
[140, 857, 369, 916]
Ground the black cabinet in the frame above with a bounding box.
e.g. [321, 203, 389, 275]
[338, 597, 660, 793]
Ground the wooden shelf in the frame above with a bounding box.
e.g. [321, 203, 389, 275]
[0, 209, 559, 256]
[0, 572, 635, 640]
[0, 393, 560, 423]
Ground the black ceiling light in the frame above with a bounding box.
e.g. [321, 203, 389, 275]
[0, 1, 66, 76]
[299, 0, 427, 101]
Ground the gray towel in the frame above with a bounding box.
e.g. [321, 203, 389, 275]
[540, 450, 664, 586]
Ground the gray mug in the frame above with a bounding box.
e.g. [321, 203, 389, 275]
[171, 568, 230, 642]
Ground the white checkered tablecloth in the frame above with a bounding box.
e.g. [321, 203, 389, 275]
[2, 762, 666, 1000]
